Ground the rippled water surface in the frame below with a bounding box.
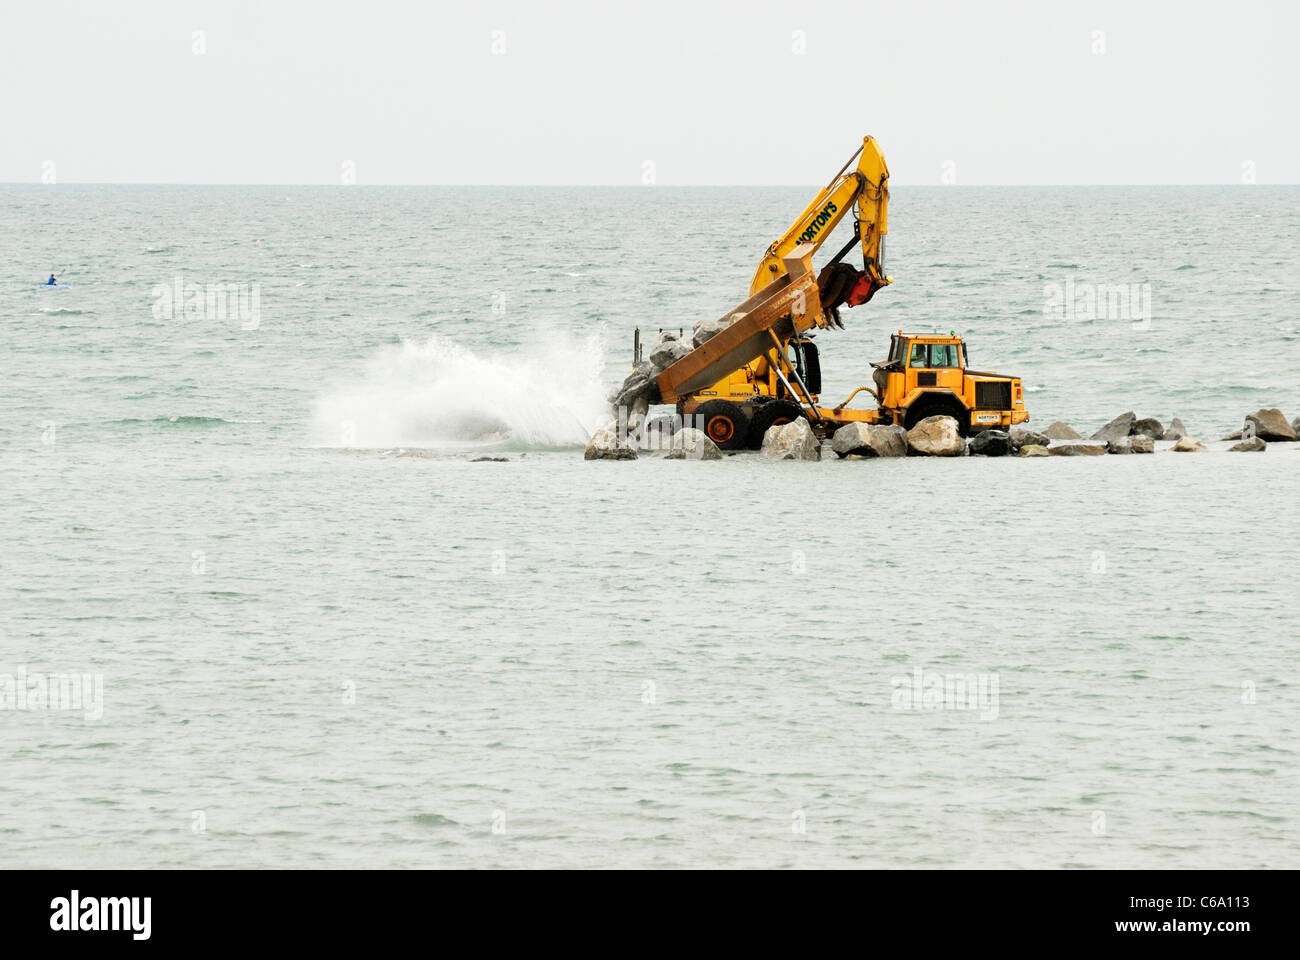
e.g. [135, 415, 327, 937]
[2, 185, 1298, 868]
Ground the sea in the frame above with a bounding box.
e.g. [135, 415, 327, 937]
[2, 184, 1298, 868]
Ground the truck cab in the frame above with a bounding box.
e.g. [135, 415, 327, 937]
[872, 332, 1027, 434]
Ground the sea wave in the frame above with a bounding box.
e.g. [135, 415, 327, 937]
[310, 328, 610, 449]
[100, 416, 259, 428]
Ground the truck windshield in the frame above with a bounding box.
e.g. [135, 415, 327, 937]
[906, 342, 961, 368]
[930, 343, 960, 367]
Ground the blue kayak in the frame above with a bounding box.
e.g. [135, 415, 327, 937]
[41, 284, 70, 289]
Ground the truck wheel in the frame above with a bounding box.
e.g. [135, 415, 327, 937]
[904, 397, 971, 437]
[748, 399, 804, 448]
[696, 400, 750, 451]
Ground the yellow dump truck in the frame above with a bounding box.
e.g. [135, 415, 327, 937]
[646, 136, 1029, 449]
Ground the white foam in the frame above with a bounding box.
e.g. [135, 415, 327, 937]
[311, 329, 611, 448]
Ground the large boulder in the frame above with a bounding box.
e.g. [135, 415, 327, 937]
[1130, 417, 1164, 440]
[1170, 436, 1206, 452]
[1043, 421, 1082, 441]
[1091, 411, 1136, 443]
[1009, 427, 1049, 451]
[1163, 418, 1188, 441]
[584, 421, 637, 460]
[830, 423, 870, 457]
[663, 427, 722, 460]
[627, 395, 650, 435]
[761, 417, 821, 460]
[831, 422, 907, 458]
[1229, 437, 1267, 452]
[906, 416, 964, 457]
[691, 314, 737, 348]
[1292, 416, 1300, 436]
[968, 429, 1012, 457]
[1018, 444, 1050, 457]
[1108, 435, 1154, 455]
[1245, 408, 1297, 442]
[1049, 440, 1107, 456]
[648, 331, 693, 371]
[609, 361, 660, 409]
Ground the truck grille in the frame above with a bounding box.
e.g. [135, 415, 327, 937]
[975, 381, 1012, 410]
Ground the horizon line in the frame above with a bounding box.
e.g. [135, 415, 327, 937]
[2, 181, 1295, 188]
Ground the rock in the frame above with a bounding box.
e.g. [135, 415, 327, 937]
[1009, 427, 1049, 451]
[1018, 444, 1050, 457]
[663, 427, 722, 460]
[649, 331, 693, 371]
[968, 429, 1012, 457]
[761, 417, 821, 460]
[1048, 440, 1107, 456]
[584, 421, 638, 460]
[470, 457, 510, 462]
[1042, 421, 1082, 441]
[627, 395, 650, 435]
[905, 416, 964, 457]
[830, 423, 868, 457]
[1225, 411, 1299, 442]
[1163, 418, 1188, 441]
[1293, 416, 1300, 436]
[691, 314, 737, 348]
[1108, 435, 1155, 455]
[871, 424, 909, 457]
[831, 422, 907, 458]
[1130, 417, 1164, 440]
[1229, 437, 1267, 452]
[830, 423, 870, 457]
[1170, 436, 1206, 452]
[1090, 411, 1136, 443]
[609, 361, 660, 409]
[1244, 408, 1297, 442]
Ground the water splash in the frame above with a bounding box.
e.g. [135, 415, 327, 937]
[312, 330, 611, 449]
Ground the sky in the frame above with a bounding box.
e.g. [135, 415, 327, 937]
[1, 0, 1296, 185]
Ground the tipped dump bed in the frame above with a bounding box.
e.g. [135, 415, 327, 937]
[656, 245, 825, 404]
